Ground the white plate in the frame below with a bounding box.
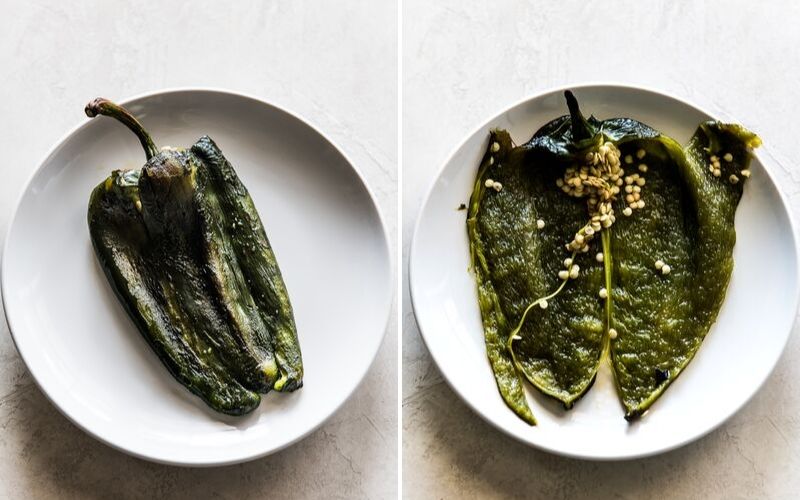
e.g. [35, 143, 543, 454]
[1, 89, 392, 466]
[409, 84, 799, 460]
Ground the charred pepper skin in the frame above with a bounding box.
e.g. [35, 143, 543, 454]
[86, 98, 303, 415]
[88, 170, 262, 416]
[191, 137, 303, 392]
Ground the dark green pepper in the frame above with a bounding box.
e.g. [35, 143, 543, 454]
[468, 91, 760, 423]
[86, 98, 302, 415]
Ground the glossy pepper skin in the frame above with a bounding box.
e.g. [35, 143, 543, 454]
[86, 99, 302, 415]
[468, 91, 760, 424]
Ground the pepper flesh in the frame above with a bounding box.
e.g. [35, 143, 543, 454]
[87, 99, 302, 415]
[468, 91, 760, 423]
[610, 125, 760, 418]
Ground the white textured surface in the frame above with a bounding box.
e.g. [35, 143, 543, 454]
[0, 1, 396, 498]
[403, 1, 800, 498]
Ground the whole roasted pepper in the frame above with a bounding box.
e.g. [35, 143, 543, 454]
[86, 98, 303, 415]
[468, 91, 760, 423]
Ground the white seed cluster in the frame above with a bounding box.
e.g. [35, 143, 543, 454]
[709, 155, 722, 177]
[599, 287, 608, 299]
[483, 141, 505, 191]
[623, 172, 647, 211]
[709, 151, 750, 184]
[655, 259, 671, 275]
[536, 219, 546, 230]
[556, 142, 644, 252]
[555, 142, 649, 254]
[484, 178, 503, 192]
[609, 328, 618, 339]
[557, 258, 580, 281]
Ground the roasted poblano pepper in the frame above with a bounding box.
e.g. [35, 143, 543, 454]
[87, 98, 302, 415]
[468, 91, 760, 423]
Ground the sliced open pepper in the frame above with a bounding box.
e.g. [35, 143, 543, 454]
[468, 91, 760, 423]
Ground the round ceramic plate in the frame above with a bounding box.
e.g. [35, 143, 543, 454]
[409, 84, 799, 460]
[2, 89, 392, 466]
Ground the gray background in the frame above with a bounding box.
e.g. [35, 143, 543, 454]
[403, 1, 800, 498]
[0, 1, 397, 498]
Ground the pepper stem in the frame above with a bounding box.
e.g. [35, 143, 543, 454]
[564, 90, 594, 142]
[85, 98, 159, 160]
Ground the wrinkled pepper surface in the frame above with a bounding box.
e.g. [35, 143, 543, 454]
[87, 98, 302, 415]
[468, 91, 760, 424]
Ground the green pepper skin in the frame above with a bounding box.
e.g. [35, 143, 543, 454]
[136, 151, 281, 394]
[86, 98, 303, 415]
[468, 91, 760, 423]
[192, 137, 302, 391]
[89, 170, 261, 415]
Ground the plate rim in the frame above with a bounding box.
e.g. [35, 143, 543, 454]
[1, 87, 394, 467]
[408, 81, 800, 460]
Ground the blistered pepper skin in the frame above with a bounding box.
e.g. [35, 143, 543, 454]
[86, 99, 302, 415]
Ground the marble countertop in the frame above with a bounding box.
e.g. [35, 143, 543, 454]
[402, 1, 800, 498]
[0, 1, 396, 498]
